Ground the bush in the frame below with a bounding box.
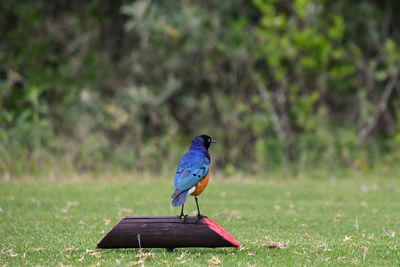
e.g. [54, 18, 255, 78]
[1, 0, 400, 176]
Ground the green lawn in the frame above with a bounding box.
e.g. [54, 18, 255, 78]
[1, 174, 399, 266]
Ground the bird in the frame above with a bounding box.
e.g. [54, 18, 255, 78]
[171, 135, 216, 222]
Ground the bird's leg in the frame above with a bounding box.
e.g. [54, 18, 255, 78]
[194, 196, 207, 223]
[195, 196, 202, 216]
[178, 204, 188, 223]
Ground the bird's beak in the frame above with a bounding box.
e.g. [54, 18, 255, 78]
[211, 139, 216, 143]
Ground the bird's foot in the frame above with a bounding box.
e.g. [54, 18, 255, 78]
[177, 214, 188, 223]
[194, 214, 207, 224]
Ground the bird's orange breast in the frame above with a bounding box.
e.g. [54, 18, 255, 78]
[191, 168, 210, 196]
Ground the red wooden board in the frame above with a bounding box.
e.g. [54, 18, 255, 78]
[97, 216, 240, 249]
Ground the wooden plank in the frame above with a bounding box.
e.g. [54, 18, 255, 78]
[97, 216, 240, 249]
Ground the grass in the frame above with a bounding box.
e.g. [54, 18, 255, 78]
[0, 173, 399, 266]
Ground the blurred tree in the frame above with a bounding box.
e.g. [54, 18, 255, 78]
[0, 0, 399, 176]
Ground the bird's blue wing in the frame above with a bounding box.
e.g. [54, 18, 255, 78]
[174, 152, 210, 191]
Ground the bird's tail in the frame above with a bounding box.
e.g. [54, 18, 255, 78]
[171, 189, 188, 206]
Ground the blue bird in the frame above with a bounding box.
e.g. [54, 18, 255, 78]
[171, 135, 216, 221]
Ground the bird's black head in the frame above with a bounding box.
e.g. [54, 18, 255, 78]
[192, 135, 216, 149]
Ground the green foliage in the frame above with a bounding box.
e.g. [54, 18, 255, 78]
[1, 0, 400, 176]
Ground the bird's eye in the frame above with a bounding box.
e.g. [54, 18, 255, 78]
[208, 138, 211, 142]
